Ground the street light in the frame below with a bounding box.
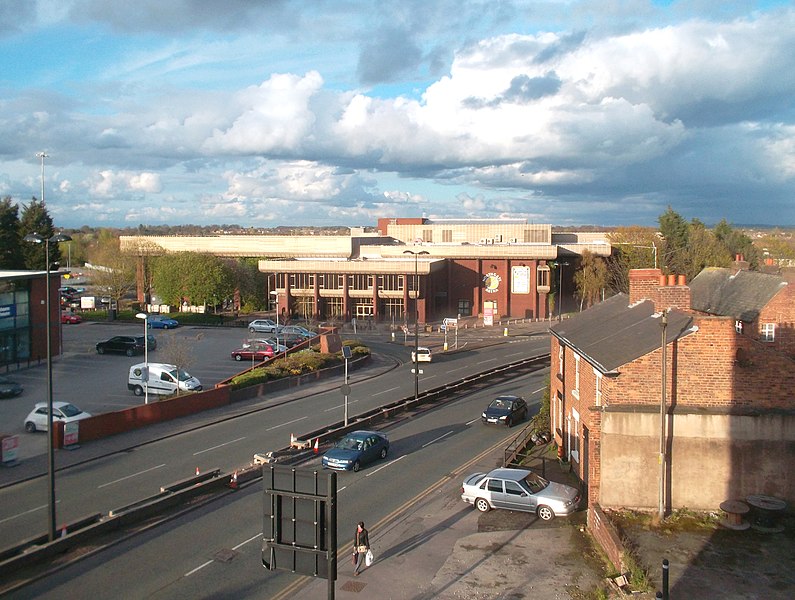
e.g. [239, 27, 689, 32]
[556, 261, 570, 322]
[659, 309, 668, 521]
[135, 313, 150, 404]
[36, 151, 48, 203]
[403, 250, 429, 401]
[24, 230, 72, 542]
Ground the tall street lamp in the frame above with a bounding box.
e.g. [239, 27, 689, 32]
[403, 250, 429, 401]
[24, 231, 72, 542]
[135, 313, 150, 404]
[659, 309, 668, 521]
[36, 151, 48, 203]
[556, 261, 569, 322]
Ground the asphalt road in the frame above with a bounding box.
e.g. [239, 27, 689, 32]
[8, 367, 551, 599]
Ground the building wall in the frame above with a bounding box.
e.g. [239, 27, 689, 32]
[753, 285, 795, 356]
[27, 273, 62, 361]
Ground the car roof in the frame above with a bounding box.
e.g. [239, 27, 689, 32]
[494, 394, 522, 401]
[486, 468, 531, 481]
[34, 401, 76, 409]
[344, 430, 382, 439]
[416, 346, 430, 352]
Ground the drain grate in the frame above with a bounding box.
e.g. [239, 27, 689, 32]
[213, 548, 239, 563]
[340, 580, 367, 592]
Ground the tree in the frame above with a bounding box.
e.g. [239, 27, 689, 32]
[714, 219, 761, 269]
[152, 252, 235, 311]
[86, 230, 138, 308]
[574, 250, 609, 310]
[0, 197, 23, 269]
[682, 219, 732, 280]
[227, 258, 267, 311]
[19, 197, 60, 270]
[606, 226, 660, 293]
[658, 206, 689, 275]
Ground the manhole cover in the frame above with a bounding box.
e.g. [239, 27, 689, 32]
[340, 580, 367, 592]
[213, 548, 239, 563]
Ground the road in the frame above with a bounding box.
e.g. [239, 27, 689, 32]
[0, 325, 550, 550]
[8, 366, 550, 599]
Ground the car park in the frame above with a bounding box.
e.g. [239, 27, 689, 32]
[147, 315, 180, 329]
[96, 335, 156, 356]
[411, 346, 432, 362]
[481, 395, 528, 427]
[321, 430, 389, 472]
[61, 312, 83, 324]
[24, 401, 92, 432]
[0, 375, 23, 398]
[461, 468, 580, 520]
[248, 319, 281, 333]
[231, 346, 274, 361]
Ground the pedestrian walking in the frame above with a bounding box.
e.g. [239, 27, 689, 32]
[352, 521, 370, 576]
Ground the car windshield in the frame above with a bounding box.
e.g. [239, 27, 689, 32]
[336, 436, 364, 451]
[168, 369, 193, 382]
[489, 398, 513, 409]
[59, 404, 82, 418]
[522, 472, 549, 494]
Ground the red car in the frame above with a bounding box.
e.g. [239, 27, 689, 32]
[61, 313, 83, 324]
[231, 346, 274, 361]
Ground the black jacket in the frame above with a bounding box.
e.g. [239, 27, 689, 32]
[354, 527, 370, 551]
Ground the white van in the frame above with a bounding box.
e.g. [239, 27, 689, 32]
[128, 363, 202, 397]
[411, 346, 432, 363]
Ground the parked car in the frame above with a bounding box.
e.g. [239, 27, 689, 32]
[96, 335, 155, 356]
[147, 315, 180, 329]
[481, 395, 528, 427]
[248, 319, 281, 334]
[24, 401, 92, 433]
[61, 312, 83, 324]
[231, 346, 274, 361]
[279, 325, 316, 339]
[243, 338, 288, 354]
[321, 430, 389, 472]
[411, 346, 432, 362]
[128, 363, 201, 396]
[461, 468, 580, 521]
[0, 375, 23, 398]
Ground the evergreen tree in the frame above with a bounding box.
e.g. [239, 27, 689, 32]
[19, 197, 60, 270]
[0, 197, 23, 269]
[658, 206, 689, 275]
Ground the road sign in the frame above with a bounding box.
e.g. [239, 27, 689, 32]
[340, 384, 351, 396]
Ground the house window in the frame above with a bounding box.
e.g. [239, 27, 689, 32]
[457, 299, 472, 316]
[571, 408, 580, 462]
[558, 344, 563, 376]
[594, 370, 602, 407]
[762, 323, 775, 342]
[573, 354, 580, 399]
[442, 229, 452, 242]
[422, 229, 433, 242]
[735, 320, 743, 334]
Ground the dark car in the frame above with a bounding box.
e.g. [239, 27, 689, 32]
[96, 335, 154, 356]
[321, 430, 389, 472]
[481, 395, 528, 427]
[0, 375, 23, 398]
[279, 325, 316, 339]
[276, 332, 310, 348]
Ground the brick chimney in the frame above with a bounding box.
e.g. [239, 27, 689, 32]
[657, 274, 692, 312]
[628, 268, 692, 312]
[629, 269, 662, 304]
[733, 254, 749, 271]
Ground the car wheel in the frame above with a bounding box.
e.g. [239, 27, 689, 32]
[133, 385, 144, 397]
[249, 327, 256, 333]
[537, 505, 555, 521]
[126, 348, 135, 357]
[234, 354, 242, 361]
[352, 460, 361, 472]
[506, 417, 513, 427]
[97, 347, 105, 354]
[379, 447, 388, 459]
[475, 498, 491, 512]
[25, 421, 36, 433]
[163, 325, 169, 330]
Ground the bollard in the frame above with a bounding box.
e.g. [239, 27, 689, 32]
[503, 327, 508, 336]
[443, 341, 448, 351]
[391, 331, 395, 342]
[662, 558, 669, 600]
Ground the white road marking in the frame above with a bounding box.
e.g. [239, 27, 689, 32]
[531, 387, 545, 395]
[233, 533, 262, 550]
[325, 399, 360, 412]
[193, 437, 246, 456]
[372, 386, 399, 396]
[266, 416, 308, 431]
[0, 501, 59, 525]
[365, 455, 406, 476]
[449, 366, 470, 372]
[422, 431, 454, 448]
[185, 560, 214, 577]
[98, 464, 166, 489]
[466, 417, 481, 425]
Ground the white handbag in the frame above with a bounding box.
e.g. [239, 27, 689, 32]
[365, 549, 374, 566]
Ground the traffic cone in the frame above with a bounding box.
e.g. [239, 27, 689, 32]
[195, 467, 200, 475]
[313, 438, 319, 454]
[230, 470, 238, 489]
[60, 525, 67, 538]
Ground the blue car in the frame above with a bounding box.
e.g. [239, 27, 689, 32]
[321, 430, 389, 472]
[148, 315, 180, 329]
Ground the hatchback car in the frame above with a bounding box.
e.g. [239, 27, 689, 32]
[279, 325, 316, 339]
[24, 401, 92, 433]
[411, 346, 432, 362]
[96, 335, 154, 356]
[61, 312, 83, 324]
[461, 468, 580, 521]
[0, 375, 23, 398]
[243, 338, 288, 354]
[148, 315, 180, 329]
[321, 430, 389, 472]
[248, 319, 281, 334]
[482, 395, 528, 427]
[231, 346, 274, 361]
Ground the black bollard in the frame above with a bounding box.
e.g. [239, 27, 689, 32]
[662, 558, 669, 600]
[656, 593, 663, 599]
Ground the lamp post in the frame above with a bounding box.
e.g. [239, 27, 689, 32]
[24, 231, 72, 542]
[135, 313, 150, 404]
[658, 309, 668, 521]
[556, 261, 569, 322]
[403, 250, 429, 401]
[36, 151, 48, 203]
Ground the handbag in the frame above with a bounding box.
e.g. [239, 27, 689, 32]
[351, 552, 357, 565]
[365, 549, 374, 566]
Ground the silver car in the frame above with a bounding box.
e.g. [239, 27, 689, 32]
[248, 319, 281, 334]
[461, 467, 580, 521]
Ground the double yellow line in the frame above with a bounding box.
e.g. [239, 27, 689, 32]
[271, 433, 513, 599]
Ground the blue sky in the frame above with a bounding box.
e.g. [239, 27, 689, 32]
[1, 0, 793, 229]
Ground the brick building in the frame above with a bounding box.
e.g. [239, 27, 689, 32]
[550, 266, 795, 514]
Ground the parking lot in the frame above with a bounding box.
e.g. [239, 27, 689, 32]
[0, 319, 274, 461]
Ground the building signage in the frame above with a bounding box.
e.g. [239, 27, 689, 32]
[511, 266, 531, 294]
[482, 272, 501, 293]
[64, 422, 80, 447]
[0, 304, 16, 319]
[1, 435, 19, 464]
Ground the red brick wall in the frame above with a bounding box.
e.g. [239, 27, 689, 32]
[753, 285, 795, 356]
[629, 269, 662, 305]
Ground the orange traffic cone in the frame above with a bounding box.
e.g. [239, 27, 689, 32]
[60, 525, 67, 538]
[313, 438, 319, 454]
[230, 470, 238, 489]
[195, 467, 200, 475]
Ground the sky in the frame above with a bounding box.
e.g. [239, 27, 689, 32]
[0, 0, 793, 230]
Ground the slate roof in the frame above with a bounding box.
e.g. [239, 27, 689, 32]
[689, 267, 787, 322]
[549, 293, 696, 374]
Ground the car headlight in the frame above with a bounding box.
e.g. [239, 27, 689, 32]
[481, 412, 487, 418]
[499, 415, 507, 420]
